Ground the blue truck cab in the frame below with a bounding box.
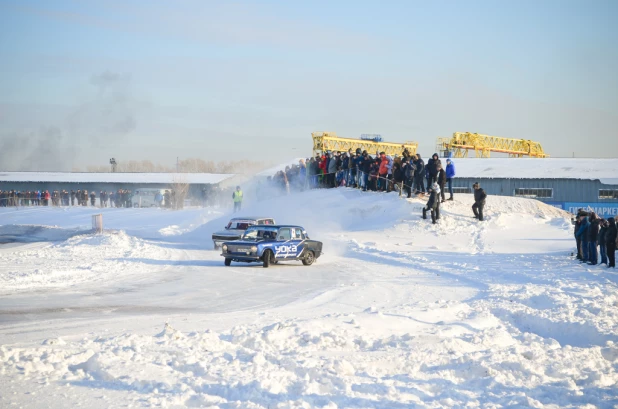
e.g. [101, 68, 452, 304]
[221, 225, 323, 268]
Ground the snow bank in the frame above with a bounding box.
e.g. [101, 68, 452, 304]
[0, 231, 172, 293]
[3, 306, 616, 408]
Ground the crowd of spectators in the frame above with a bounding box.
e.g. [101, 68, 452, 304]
[265, 148, 457, 201]
[0, 187, 200, 210]
[0, 189, 135, 208]
[574, 209, 617, 268]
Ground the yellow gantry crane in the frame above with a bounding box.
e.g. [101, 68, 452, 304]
[436, 132, 549, 158]
[312, 132, 418, 157]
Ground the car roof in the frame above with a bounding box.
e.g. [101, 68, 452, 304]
[246, 224, 305, 229]
[230, 217, 274, 221]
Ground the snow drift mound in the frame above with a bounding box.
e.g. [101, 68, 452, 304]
[0, 231, 172, 292]
[182, 189, 414, 249]
[182, 189, 571, 250]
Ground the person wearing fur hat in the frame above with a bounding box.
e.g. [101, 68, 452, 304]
[472, 182, 486, 221]
[422, 182, 441, 224]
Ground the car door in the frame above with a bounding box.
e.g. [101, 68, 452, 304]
[290, 227, 307, 259]
[274, 228, 303, 259]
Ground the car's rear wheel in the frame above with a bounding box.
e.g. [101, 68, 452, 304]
[302, 250, 315, 266]
[224, 258, 231, 266]
[263, 250, 273, 268]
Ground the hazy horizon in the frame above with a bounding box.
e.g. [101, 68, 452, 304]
[1, 0, 617, 171]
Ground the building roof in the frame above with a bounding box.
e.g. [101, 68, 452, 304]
[443, 158, 618, 184]
[0, 172, 235, 184]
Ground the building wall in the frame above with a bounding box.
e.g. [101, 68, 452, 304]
[451, 178, 618, 216]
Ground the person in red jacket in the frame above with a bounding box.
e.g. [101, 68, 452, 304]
[378, 152, 388, 191]
[44, 190, 51, 206]
[318, 155, 327, 187]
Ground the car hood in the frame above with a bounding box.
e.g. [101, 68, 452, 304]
[213, 229, 245, 237]
[223, 238, 268, 245]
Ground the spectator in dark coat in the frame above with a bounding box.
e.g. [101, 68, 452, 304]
[423, 182, 441, 224]
[587, 213, 600, 265]
[472, 182, 486, 221]
[574, 209, 587, 260]
[413, 154, 425, 194]
[605, 217, 617, 268]
[599, 220, 608, 265]
[437, 162, 447, 203]
[426, 153, 439, 187]
[576, 215, 590, 263]
[361, 152, 372, 192]
[401, 159, 415, 198]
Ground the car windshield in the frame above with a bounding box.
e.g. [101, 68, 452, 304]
[226, 220, 256, 230]
[243, 226, 279, 240]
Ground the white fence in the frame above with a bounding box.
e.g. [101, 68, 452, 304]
[92, 214, 103, 233]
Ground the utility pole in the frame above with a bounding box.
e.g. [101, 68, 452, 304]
[109, 158, 117, 173]
[176, 157, 179, 172]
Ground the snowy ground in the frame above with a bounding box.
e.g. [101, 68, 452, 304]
[1, 189, 617, 409]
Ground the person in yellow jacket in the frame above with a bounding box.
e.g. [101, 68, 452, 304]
[232, 186, 243, 212]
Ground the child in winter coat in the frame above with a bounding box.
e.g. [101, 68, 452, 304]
[422, 183, 441, 224]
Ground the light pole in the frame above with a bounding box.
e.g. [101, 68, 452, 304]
[109, 158, 117, 173]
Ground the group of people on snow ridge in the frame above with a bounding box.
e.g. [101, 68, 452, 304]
[265, 148, 489, 225]
[267, 149, 458, 201]
[574, 209, 617, 268]
[421, 180, 486, 224]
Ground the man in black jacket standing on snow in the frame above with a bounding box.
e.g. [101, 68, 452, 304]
[604, 217, 616, 268]
[472, 182, 487, 221]
[413, 154, 425, 194]
[426, 153, 439, 188]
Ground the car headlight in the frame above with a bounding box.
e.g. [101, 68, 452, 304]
[222, 244, 228, 251]
[251, 246, 258, 253]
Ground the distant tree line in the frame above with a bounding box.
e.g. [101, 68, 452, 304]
[77, 158, 272, 174]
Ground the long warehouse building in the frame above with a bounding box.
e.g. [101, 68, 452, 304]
[445, 158, 618, 216]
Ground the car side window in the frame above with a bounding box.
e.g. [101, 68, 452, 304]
[277, 228, 291, 241]
[293, 228, 303, 240]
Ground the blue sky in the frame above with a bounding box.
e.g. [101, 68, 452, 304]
[0, 0, 617, 170]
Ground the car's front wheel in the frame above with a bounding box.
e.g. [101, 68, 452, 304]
[263, 250, 273, 268]
[302, 250, 315, 266]
[224, 258, 231, 266]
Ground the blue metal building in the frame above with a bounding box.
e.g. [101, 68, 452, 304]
[442, 158, 618, 217]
